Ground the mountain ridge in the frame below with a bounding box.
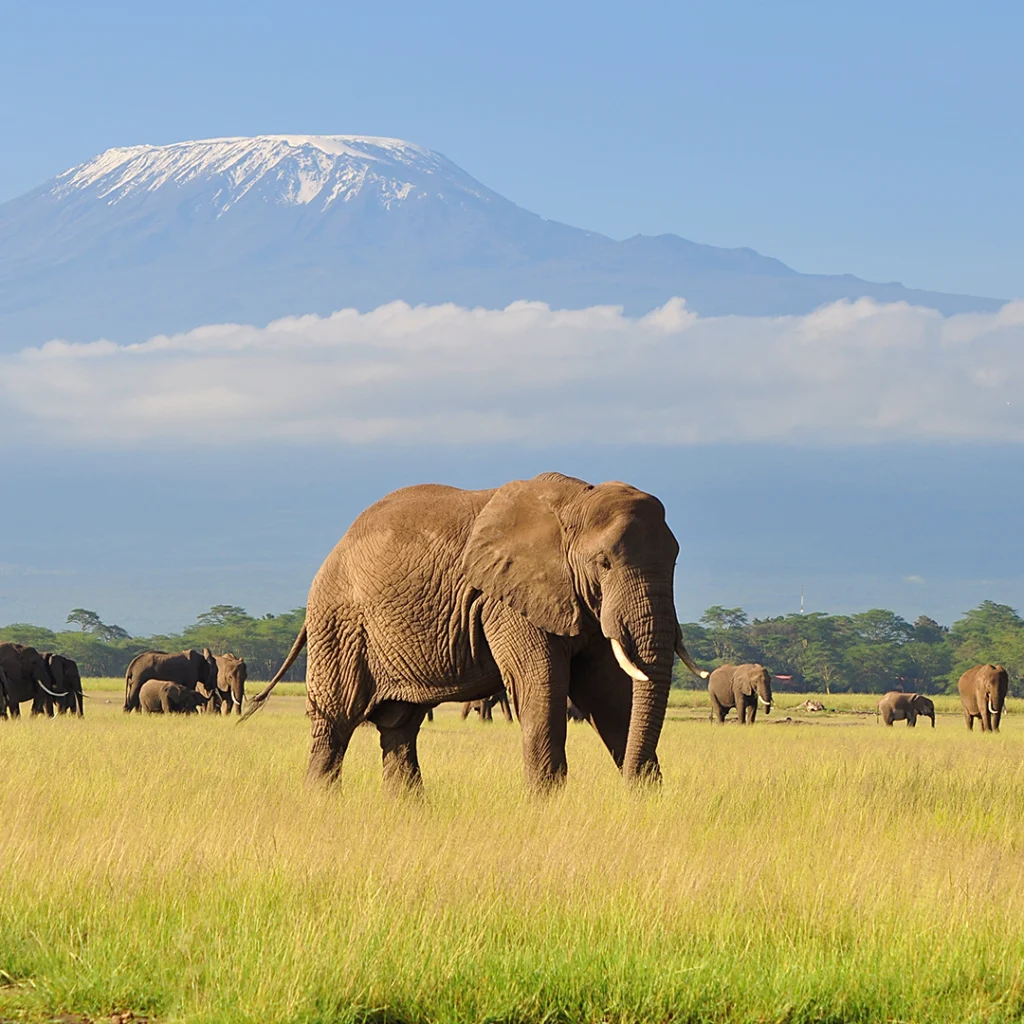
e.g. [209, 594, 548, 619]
[0, 134, 1001, 351]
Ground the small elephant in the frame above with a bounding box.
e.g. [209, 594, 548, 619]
[876, 691, 934, 728]
[708, 663, 773, 724]
[958, 664, 1008, 732]
[139, 679, 210, 714]
[460, 687, 514, 723]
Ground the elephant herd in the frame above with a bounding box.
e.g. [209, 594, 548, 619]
[123, 648, 248, 716]
[874, 664, 1010, 732]
[0, 641, 248, 719]
[0, 642, 83, 718]
[709, 661, 1010, 732]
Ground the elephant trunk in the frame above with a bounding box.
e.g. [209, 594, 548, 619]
[604, 572, 675, 784]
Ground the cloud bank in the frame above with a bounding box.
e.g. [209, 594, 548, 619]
[3, 297, 1024, 446]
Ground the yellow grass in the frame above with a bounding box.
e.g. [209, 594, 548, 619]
[2, 687, 1023, 1023]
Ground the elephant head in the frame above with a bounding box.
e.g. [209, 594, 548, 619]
[910, 693, 935, 727]
[738, 663, 773, 714]
[984, 666, 1008, 718]
[463, 473, 704, 781]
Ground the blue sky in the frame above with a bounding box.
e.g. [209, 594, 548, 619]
[3, 0, 1023, 632]
[1, 0, 1021, 299]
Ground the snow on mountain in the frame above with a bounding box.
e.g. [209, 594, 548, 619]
[0, 134, 1001, 351]
[52, 135, 494, 215]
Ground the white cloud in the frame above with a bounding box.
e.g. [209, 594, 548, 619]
[3, 296, 1024, 447]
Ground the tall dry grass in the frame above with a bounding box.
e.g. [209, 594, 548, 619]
[2, 689, 1023, 1023]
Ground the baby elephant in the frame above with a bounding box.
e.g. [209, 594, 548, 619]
[876, 691, 935, 728]
[139, 679, 209, 715]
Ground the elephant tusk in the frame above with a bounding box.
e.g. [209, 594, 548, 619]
[758, 694, 772, 707]
[675, 637, 709, 680]
[36, 680, 71, 700]
[610, 639, 649, 682]
[988, 699, 997, 715]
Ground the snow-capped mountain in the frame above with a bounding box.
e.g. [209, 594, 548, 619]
[0, 134, 999, 349]
[51, 135, 498, 215]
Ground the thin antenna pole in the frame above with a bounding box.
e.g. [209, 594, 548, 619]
[800, 585, 805, 615]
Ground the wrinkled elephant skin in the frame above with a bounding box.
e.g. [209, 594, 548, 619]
[245, 473, 707, 792]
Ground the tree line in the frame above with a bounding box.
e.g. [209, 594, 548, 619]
[675, 601, 1024, 695]
[0, 605, 306, 681]
[1, 600, 1021, 694]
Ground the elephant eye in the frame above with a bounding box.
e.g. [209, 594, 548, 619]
[597, 555, 612, 571]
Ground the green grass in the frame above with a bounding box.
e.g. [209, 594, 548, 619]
[2, 691, 1023, 1023]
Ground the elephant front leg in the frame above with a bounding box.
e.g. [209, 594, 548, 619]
[371, 701, 428, 793]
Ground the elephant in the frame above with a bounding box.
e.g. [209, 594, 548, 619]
[958, 664, 1008, 732]
[876, 691, 934, 727]
[708, 663, 773, 724]
[0, 642, 65, 717]
[41, 653, 84, 716]
[124, 648, 218, 713]
[244, 473, 708, 791]
[214, 653, 247, 716]
[567, 698, 587, 722]
[139, 679, 210, 714]
[461, 686, 514, 723]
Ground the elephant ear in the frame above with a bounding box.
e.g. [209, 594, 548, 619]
[462, 476, 587, 637]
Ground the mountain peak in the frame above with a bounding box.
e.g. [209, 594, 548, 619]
[52, 133, 490, 212]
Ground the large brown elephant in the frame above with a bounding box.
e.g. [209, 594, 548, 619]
[876, 691, 934, 727]
[124, 649, 218, 713]
[958, 664, 1008, 731]
[41, 653, 84, 717]
[0, 642, 62, 717]
[213, 653, 247, 716]
[245, 473, 708, 791]
[708, 663, 773, 724]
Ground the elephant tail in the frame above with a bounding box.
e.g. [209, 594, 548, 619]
[238, 625, 307, 723]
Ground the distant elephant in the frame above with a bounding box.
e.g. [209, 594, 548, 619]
[876, 691, 934, 727]
[124, 648, 218, 713]
[244, 473, 708, 791]
[708, 663, 773, 724]
[958, 664, 1008, 732]
[0, 642, 64, 717]
[214, 653, 247, 716]
[461, 687, 513, 723]
[139, 679, 210, 714]
[567, 698, 586, 722]
[41, 653, 84, 716]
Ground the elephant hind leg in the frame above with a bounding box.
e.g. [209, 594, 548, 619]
[371, 701, 428, 792]
[305, 627, 372, 788]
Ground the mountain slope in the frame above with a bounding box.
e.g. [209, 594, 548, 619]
[0, 134, 1000, 350]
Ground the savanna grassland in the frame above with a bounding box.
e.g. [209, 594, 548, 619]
[2, 686, 1023, 1024]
